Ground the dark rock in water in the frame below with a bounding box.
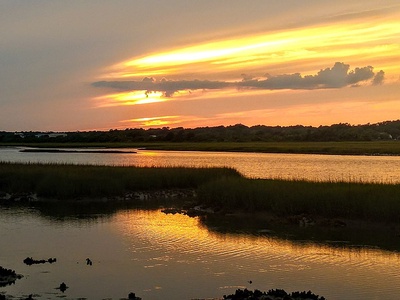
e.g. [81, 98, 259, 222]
[122, 189, 196, 202]
[290, 290, 325, 300]
[23, 257, 57, 266]
[58, 282, 68, 292]
[128, 292, 142, 300]
[222, 288, 325, 300]
[0, 266, 23, 287]
[161, 208, 183, 215]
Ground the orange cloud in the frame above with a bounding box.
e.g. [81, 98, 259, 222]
[104, 16, 399, 81]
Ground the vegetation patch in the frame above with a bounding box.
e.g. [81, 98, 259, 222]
[0, 162, 240, 199]
[1, 162, 400, 224]
[197, 177, 400, 223]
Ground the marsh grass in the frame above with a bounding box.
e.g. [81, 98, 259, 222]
[197, 177, 400, 223]
[1, 162, 399, 223]
[0, 162, 240, 198]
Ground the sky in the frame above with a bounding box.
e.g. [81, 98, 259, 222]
[1, 1, 400, 131]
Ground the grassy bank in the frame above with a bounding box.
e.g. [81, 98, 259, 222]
[2, 141, 400, 155]
[1, 162, 399, 224]
[197, 177, 400, 223]
[137, 141, 400, 155]
[0, 162, 240, 199]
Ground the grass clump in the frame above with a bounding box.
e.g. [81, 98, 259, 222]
[0, 162, 240, 199]
[2, 162, 400, 224]
[197, 177, 400, 223]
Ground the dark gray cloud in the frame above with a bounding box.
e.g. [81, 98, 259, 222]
[92, 62, 384, 96]
[92, 79, 232, 97]
[372, 70, 385, 85]
[242, 62, 378, 90]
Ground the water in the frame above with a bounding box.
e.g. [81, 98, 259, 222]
[1, 146, 400, 182]
[2, 147, 400, 299]
[1, 205, 400, 300]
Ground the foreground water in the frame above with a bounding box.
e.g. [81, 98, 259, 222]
[2, 147, 400, 299]
[1, 204, 400, 300]
[2, 147, 400, 182]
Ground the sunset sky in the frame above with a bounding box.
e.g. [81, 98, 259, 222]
[1, 1, 399, 131]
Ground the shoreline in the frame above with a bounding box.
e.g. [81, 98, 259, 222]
[19, 148, 137, 154]
[1, 162, 400, 237]
[2, 189, 399, 233]
[2, 141, 400, 156]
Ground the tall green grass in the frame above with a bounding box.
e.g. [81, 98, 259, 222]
[197, 177, 400, 223]
[2, 162, 400, 224]
[0, 162, 240, 199]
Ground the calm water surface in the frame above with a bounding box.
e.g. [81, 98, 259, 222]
[2, 147, 400, 299]
[1, 146, 400, 182]
[1, 206, 400, 300]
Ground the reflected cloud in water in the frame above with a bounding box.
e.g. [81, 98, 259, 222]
[2, 204, 400, 299]
[114, 209, 400, 299]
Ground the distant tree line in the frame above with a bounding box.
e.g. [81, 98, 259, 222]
[2, 120, 400, 143]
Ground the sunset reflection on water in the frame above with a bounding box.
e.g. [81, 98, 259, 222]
[113, 209, 400, 299]
[1, 206, 400, 299]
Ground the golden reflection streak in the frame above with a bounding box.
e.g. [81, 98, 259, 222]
[118, 114, 211, 129]
[94, 91, 165, 107]
[114, 210, 400, 268]
[112, 20, 400, 79]
[95, 86, 260, 108]
[124, 116, 181, 127]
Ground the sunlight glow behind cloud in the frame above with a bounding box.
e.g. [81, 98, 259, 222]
[91, 5, 400, 129]
[2, 1, 400, 131]
[93, 62, 385, 99]
[94, 91, 165, 107]
[123, 116, 182, 127]
[108, 19, 399, 81]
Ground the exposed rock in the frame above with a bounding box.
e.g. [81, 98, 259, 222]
[128, 292, 142, 299]
[58, 282, 68, 292]
[161, 204, 216, 217]
[161, 208, 184, 214]
[0, 266, 23, 287]
[223, 288, 325, 300]
[127, 189, 196, 201]
[0, 189, 196, 204]
[23, 257, 57, 266]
